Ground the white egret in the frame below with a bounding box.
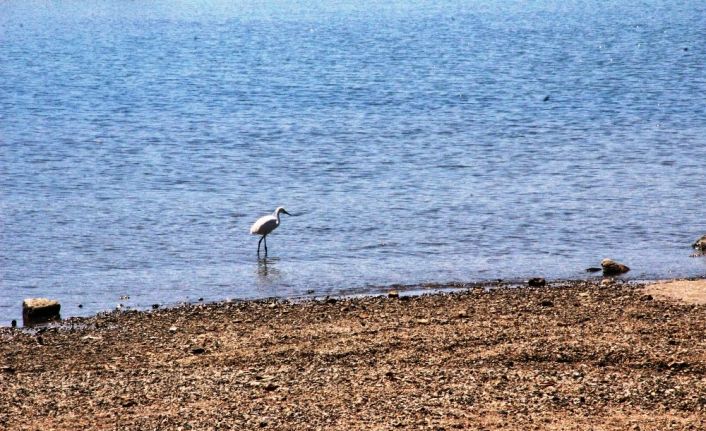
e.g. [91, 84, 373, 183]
[249, 207, 291, 255]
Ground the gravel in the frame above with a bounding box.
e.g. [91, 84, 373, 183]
[1, 279, 705, 430]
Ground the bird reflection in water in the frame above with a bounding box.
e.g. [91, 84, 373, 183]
[256, 256, 281, 281]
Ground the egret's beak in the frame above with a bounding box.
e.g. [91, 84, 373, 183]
[282, 209, 291, 216]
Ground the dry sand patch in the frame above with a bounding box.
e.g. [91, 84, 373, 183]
[644, 279, 706, 305]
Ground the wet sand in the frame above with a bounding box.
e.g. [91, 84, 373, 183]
[2, 279, 706, 430]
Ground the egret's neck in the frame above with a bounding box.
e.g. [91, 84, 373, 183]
[273, 210, 281, 225]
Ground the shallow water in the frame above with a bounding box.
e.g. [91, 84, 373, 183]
[2, 0, 706, 323]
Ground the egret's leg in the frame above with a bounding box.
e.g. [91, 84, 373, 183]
[264, 235, 268, 256]
[257, 236, 264, 255]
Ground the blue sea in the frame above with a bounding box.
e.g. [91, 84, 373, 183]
[2, 0, 705, 324]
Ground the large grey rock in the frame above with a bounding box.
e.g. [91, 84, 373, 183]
[600, 259, 630, 276]
[693, 234, 706, 252]
[22, 298, 61, 326]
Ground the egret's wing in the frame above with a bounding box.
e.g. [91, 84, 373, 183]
[250, 215, 278, 235]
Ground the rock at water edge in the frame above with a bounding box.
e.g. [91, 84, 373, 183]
[22, 298, 61, 327]
[600, 259, 630, 276]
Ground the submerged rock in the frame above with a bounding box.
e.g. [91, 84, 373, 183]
[22, 298, 61, 327]
[600, 259, 630, 276]
[693, 234, 706, 252]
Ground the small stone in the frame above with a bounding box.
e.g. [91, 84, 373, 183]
[601, 258, 630, 276]
[78, 304, 83, 308]
[168, 326, 177, 332]
[585, 267, 602, 273]
[539, 300, 554, 307]
[668, 361, 689, 371]
[528, 278, 546, 287]
[640, 294, 653, 301]
[264, 382, 278, 391]
[191, 347, 206, 355]
[11, 320, 17, 328]
[388, 290, 400, 298]
[152, 304, 160, 309]
[601, 278, 615, 286]
[457, 311, 468, 318]
[325, 297, 337, 304]
[22, 298, 61, 327]
[1, 366, 16, 374]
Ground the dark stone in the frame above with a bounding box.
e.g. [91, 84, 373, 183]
[640, 294, 653, 301]
[11, 320, 17, 328]
[692, 234, 706, 251]
[191, 347, 206, 355]
[325, 297, 337, 304]
[585, 267, 602, 273]
[388, 290, 400, 298]
[543, 95, 550, 102]
[264, 382, 278, 391]
[152, 304, 160, 309]
[539, 300, 554, 307]
[528, 278, 546, 287]
[22, 298, 61, 327]
[669, 361, 689, 371]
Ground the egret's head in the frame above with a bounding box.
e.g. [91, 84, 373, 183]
[276, 207, 291, 216]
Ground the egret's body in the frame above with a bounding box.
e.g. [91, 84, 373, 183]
[250, 207, 290, 255]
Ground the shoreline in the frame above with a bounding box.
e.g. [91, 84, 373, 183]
[6, 274, 704, 328]
[2, 278, 706, 430]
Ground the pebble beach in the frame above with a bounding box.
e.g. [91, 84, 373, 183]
[2, 279, 706, 430]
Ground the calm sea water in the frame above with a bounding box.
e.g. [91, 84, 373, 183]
[2, 0, 705, 324]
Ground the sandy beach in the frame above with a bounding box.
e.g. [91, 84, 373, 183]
[2, 279, 706, 430]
